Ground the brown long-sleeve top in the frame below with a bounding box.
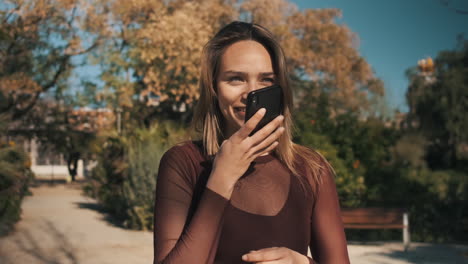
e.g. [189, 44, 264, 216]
[153, 141, 350, 264]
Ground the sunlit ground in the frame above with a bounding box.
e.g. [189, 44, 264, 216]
[1, 182, 466, 264]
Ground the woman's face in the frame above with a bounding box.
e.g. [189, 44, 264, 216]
[216, 40, 275, 137]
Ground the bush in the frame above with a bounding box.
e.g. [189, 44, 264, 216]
[83, 121, 187, 230]
[402, 168, 468, 242]
[293, 93, 468, 243]
[296, 130, 365, 207]
[0, 143, 34, 236]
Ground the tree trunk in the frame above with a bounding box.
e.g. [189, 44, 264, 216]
[67, 152, 80, 181]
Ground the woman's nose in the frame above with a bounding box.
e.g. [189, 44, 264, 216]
[243, 82, 258, 98]
[242, 83, 256, 100]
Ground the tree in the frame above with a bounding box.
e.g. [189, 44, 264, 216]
[0, 0, 100, 122]
[13, 94, 114, 181]
[406, 37, 468, 169]
[2, 0, 385, 129]
[294, 90, 402, 206]
[1, 0, 106, 181]
[241, 0, 385, 114]
[0, 138, 33, 236]
[84, 0, 237, 126]
[83, 0, 384, 129]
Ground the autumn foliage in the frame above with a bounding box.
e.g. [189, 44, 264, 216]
[2, 0, 385, 123]
[80, 0, 384, 125]
[1, 0, 101, 121]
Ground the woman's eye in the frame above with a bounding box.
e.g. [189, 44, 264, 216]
[262, 78, 275, 83]
[228, 76, 243, 82]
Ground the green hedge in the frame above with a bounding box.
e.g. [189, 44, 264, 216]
[83, 121, 187, 230]
[293, 97, 468, 243]
[0, 143, 34, 236]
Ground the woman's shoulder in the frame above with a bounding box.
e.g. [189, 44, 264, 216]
[158, 141, 208, 186]
[162, 140, 207, 163]
[292, 143, 334, 189]
[292, 144, 328, 167]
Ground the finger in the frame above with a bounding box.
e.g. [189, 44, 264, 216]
[235, 108, 266, 140]
[253, 261, 283, 264]
[242, 247, 285, 262]
[248, 126, 284, 157]
[252, 140, 279, 159]
[249, 115, 284, 144]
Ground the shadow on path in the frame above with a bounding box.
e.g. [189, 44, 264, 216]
[75, 202, 126, 229]
[0, 220, 80, 264]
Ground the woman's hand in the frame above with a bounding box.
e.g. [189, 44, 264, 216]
[206, 108, 285, 199]
[242, 247, 310, 264]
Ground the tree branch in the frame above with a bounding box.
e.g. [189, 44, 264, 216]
[42, 55, 70, 91]
[12, 91, 41, 120]
[2, 3, 22, 25]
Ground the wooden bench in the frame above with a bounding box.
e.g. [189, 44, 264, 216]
[341, 208, 410, 250]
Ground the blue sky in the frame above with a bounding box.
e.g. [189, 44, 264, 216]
[292, 0, 468, 112]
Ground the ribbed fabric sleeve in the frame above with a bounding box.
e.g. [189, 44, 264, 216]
[153, 145, 229, 264]
[309, 161, 350, 264]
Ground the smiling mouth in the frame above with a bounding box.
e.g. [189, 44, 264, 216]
[234, 107, 246, 113]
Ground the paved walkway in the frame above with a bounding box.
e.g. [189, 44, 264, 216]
[0, 183, 467, 264]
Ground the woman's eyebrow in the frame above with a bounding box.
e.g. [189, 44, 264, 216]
[222, 70, 246, 75]
[259, 72, 275, 76]
[222, 71, 275, 76]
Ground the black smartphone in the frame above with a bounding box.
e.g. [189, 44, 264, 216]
[244, 84, 283, 136]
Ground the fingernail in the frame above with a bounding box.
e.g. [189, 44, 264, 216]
[242, 254, 248, 261]
[278, 115, 284, 121]
[258, 108, 266, 115]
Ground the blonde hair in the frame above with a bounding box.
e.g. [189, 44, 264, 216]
[192, 21, 328, 197]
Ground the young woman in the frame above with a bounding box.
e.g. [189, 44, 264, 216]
[153, 21, 350, 264]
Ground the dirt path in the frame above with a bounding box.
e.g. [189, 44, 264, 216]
[0, 183, 467, 264]
[0, 183, 153, 264]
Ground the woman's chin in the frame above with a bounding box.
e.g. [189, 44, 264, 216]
[234, 110, 246, 120]
[236, 117, 245, 127]
[224, 114, 246, 135]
